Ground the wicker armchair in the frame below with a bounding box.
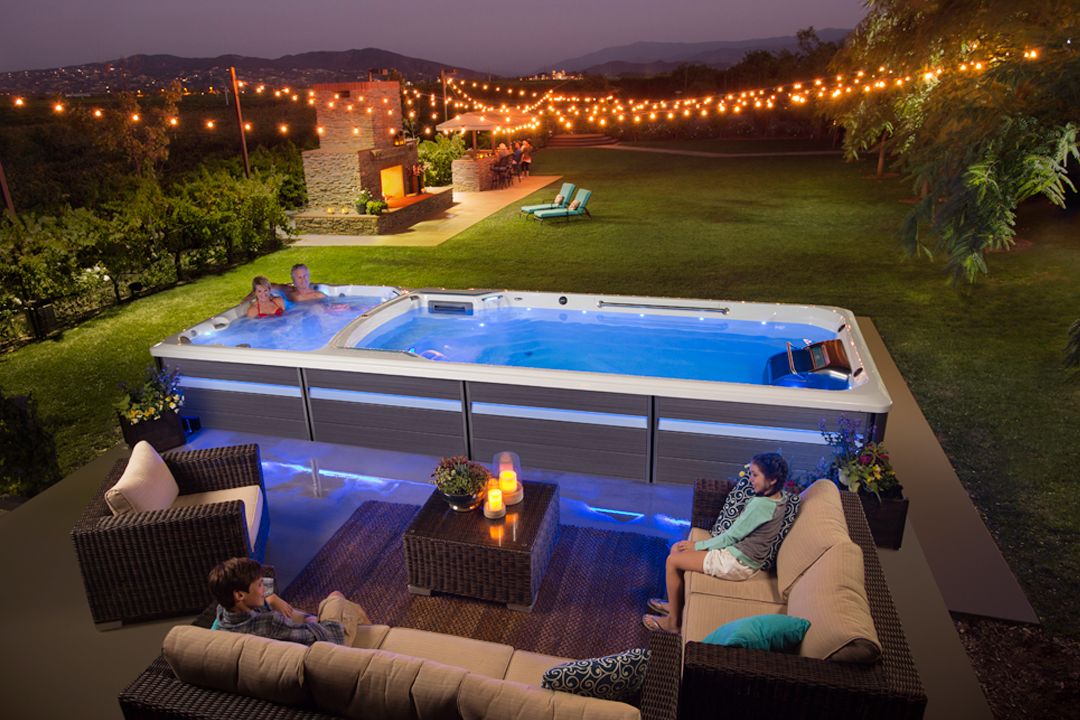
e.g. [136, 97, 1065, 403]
[72, 444, 269, 627]
[119, 603, 682, 720]
[679, 479, 926, 720]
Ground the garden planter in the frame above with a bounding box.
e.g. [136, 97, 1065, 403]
[859, 492, 909, 550]
[119, 410, 186, 452]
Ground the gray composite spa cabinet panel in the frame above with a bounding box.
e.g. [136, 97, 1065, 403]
[305, 369, 466, 456]
[652, 398, 881, 484]
[162, 359, 309, 440]
[467, 382, 650, 482]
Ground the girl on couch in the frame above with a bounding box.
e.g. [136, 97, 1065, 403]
[642, 452, 794, 634]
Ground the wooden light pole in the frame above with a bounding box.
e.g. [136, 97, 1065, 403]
[229, 66, 251, 179]
[0, 154, 15, 219]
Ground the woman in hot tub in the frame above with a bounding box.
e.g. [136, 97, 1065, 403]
[246, 276, 286, 318]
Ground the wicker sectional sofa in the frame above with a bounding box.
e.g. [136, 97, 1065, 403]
[678, 478, 927, 719]
[119, 609, 683, 720]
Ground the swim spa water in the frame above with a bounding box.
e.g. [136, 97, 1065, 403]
[352, 307, 839, 386]
[190, 295, 389, 351]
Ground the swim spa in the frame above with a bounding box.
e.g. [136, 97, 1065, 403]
[152, 289, 891, 483]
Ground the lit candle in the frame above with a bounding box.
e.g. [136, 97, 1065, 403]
[499, 470, 518, 494]
[487, 488, 504, 513]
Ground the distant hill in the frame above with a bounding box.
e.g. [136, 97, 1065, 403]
[551, 29, 850, 75]
[0, 48, 484, 94]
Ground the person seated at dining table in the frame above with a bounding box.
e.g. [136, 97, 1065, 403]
[246, 275, 285, 318]
[496, 142, 511, 158]
[520, 140, 533, 176]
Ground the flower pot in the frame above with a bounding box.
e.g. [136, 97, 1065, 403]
[437, 489, 484, 512]
[859, 492, 909, 550]
[118, 410, 186, 452]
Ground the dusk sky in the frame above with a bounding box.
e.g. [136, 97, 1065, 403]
[0, 0, 867, 75]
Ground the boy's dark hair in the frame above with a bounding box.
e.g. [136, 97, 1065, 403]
[208, 557, 263, 608]
[750, 453, 788, 496]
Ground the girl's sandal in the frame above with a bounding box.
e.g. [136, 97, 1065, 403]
[646, 598, 670, 616]
[642, 614, 678, 634]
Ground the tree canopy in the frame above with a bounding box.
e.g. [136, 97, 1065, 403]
[831, 0, 1079, 282]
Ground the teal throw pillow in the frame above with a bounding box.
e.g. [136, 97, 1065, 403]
[541, 648, 650, 703]
[703, 615, 810, 651]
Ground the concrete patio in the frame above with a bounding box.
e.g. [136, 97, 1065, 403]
[0, 319, 1012, 719]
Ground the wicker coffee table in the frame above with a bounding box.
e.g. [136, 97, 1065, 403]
[403, 481, 559, 611]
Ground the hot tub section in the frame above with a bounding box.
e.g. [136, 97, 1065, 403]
[151, 289, 891, 483]
[159, 285, 400, 440]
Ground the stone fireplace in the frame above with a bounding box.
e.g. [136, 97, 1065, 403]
[294, 81, 453, 235]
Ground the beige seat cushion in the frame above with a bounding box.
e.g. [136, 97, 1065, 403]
[380, 627, 514, 679]
[787, 540, 882, 662]
[171, 485, 263, 553]
[163, 625, 307, 706]
[685, 569, 783, 605]
[351, 623, 392, 650]
[106, 441, 179, 515]
[776, 479, 849, 598]
[504, 650, 574, 687]
[306, 642, 461, 719]
[682, 591, 787, 643]
[458, 673, 639, 720]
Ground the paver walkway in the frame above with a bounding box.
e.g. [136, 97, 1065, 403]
[861, 318, 1039, 625]
[595, 144, 843, 159]
[292, 175, 561, 247]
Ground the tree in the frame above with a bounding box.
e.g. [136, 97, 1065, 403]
[93, 81, 182, 177]
[831, 0, 1079, 282]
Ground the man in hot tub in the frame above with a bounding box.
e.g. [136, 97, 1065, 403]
[278, 263, 326, 303]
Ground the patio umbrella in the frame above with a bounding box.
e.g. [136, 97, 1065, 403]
[436, 110, 536, 149]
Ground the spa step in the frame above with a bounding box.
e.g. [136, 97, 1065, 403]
[546, 133, 619, 148]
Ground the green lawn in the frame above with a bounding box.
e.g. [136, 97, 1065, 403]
[622, 137, 839, 153]
[2, 146, 1078, 636]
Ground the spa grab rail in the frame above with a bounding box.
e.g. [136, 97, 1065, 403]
[596, 300, 730, 315]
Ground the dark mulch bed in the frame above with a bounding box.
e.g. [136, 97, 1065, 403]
[955, 615, 1080, 719]
[282, 500, 669, 659]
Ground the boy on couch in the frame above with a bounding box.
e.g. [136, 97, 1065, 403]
[209, 557, 370, 646]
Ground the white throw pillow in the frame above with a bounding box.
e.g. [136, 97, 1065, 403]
[553, 194, 564, 204]
[105, 441, 180, 515]
[568, 200, 581, 211]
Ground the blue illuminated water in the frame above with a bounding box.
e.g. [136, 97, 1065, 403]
[190, 295, 390, 351]
[354, 307, 838, 385]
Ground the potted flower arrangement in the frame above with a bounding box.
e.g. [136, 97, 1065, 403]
[116, 366, 186, 451]
[821, 417, 908, 549]
[431, 455, 490, 511]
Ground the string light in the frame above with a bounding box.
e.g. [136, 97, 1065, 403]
[11, 45, 1043, 141]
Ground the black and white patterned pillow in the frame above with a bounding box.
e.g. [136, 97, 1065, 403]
[710, 477, 755, 535]
[541, 648, 650, 703]
[709, 479, 801, 571]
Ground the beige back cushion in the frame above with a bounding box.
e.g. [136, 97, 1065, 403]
[458, 673, 639, 720]
[786, 540, 882, 663]
[162, 625, 307, 705]
[305, 642, 467, 719]
[776, 479, 849, 598]
[106, 441, 179, 515]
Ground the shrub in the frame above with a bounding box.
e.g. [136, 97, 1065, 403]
[0, 388, 62, 498]
[417, 134, 465, 186]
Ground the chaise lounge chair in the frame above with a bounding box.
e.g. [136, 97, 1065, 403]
[532, 188, 592, 222]
[520, 182, 576, 216]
